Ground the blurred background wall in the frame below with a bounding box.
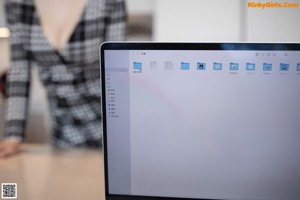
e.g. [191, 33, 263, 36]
[153, 0, 300, 42]
[0, 0, 300, 141]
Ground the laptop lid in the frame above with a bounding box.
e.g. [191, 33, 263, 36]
[100, 43, 300, 200]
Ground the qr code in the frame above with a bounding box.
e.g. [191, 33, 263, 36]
[1, 183, 17, 199]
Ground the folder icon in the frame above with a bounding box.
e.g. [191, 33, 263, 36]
[246, 63, 255, 71]
[197, 62, 206, 70]
[213, 62, 222, 70]
[230, 63, 239, 71]
[263, 63, 272, 71]
[280, 63, 289, 71]
[181, 62, 190, 70]
[133, 62, 142, 71]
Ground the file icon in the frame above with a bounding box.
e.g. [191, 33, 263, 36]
[246, 63, 255, 71]
[230, 63, 239, 71]
[280, 63, 289, 71]
[297, 63, 300, 71]
[150, 61, 157, 70]
[213, 62, 222, 70]
[165, 61, 174, 70]
[263, 63, 272, 71]
[133, 62, 142, 72]
[181, 62, 190, 70]
[197, 62, 206, 70]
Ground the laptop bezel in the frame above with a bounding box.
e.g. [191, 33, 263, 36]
[100, 42, 300, 200]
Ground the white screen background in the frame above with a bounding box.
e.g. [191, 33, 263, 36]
[128, 50, 300, 200]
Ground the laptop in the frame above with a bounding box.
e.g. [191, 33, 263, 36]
[100, 43, 300, 200]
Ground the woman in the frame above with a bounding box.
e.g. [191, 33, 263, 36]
[0, 0, 126, 157]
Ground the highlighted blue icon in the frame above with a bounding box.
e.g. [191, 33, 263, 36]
[133, 62, 142, 72]
[297, 63, 300, 71]
[197, 62, 206, 70]
[280, 63, 289, 71]
[213, 62, 222, 70]
[263, 63, 272, 71]
[181, 62, 190, 70]
[246, 63, 255, 71]
[230, 63, 239, 71]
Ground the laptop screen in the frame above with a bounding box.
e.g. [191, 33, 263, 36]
[100, 43, 300, 200]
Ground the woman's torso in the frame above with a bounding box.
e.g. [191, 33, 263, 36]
[24, 0, 108, 147]
[34, 0, 88, 52]
[26, 0, 107, 65]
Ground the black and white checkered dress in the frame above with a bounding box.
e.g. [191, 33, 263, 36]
[4, 0, 126, 148]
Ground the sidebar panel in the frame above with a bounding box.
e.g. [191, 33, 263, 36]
[105, 50, 131, 194]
